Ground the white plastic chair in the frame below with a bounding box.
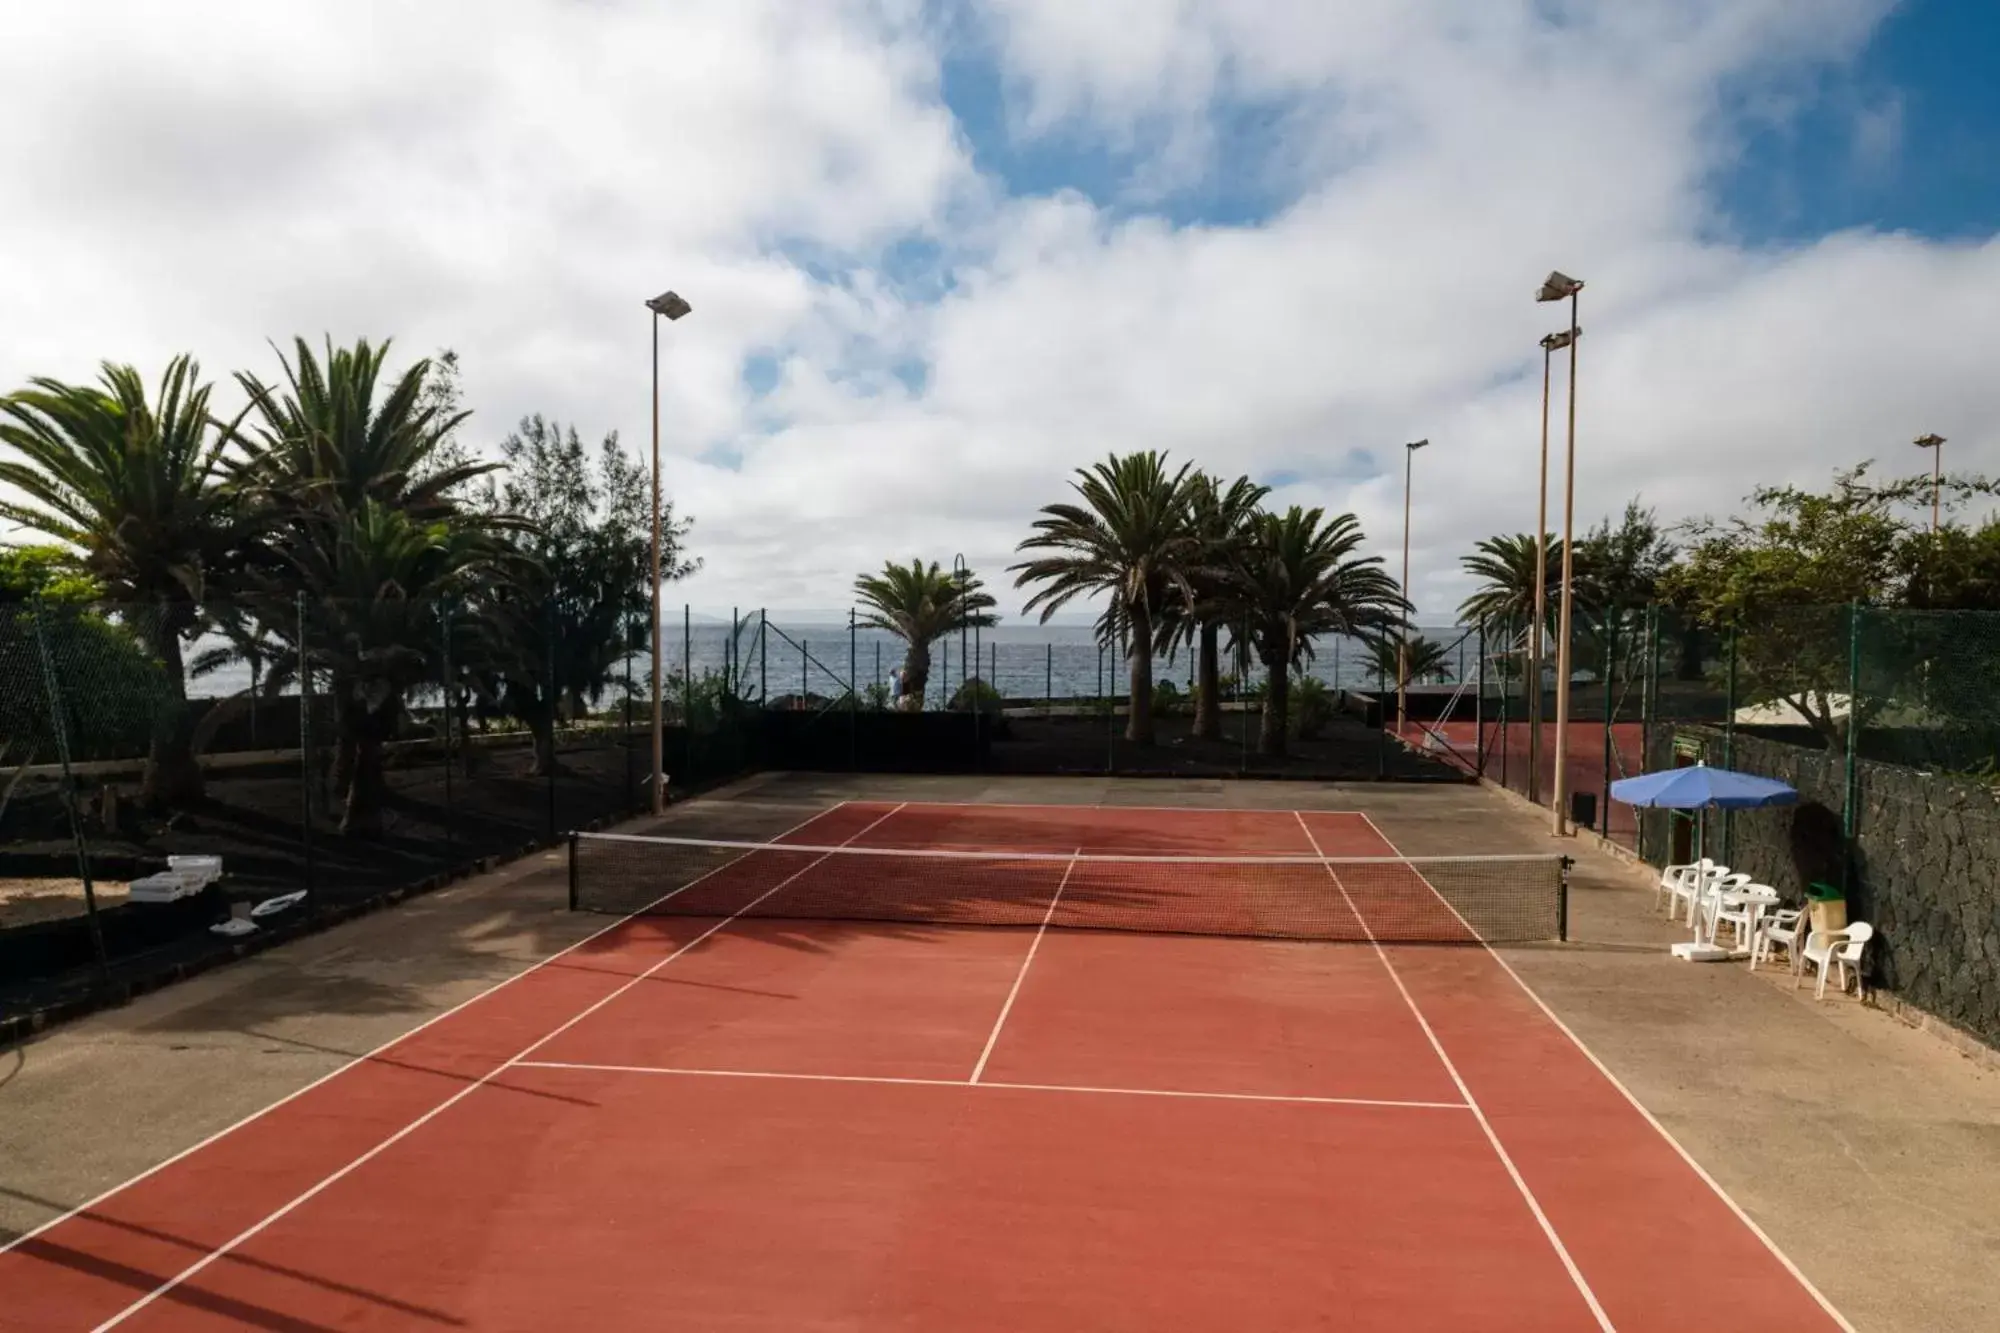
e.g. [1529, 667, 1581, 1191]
[1657, 858, 1709, 914]
[1669, 861, 1725, 924]
[1797, 922, 1874, 1000]
[1712, 884, 1779, 953]
[1751, 906, 1806, 973]
[1693, 871, 1751, 935]
[1664, 860, 1696, 912]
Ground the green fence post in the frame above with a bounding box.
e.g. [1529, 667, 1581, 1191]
[1722, 623, 1738, 862]
[1105, 636, 1116, 773]
[1474, 618, 1487, 776]
[1494, 618, 1508, 790]
[849, 608, 858, 771]
[295, 592, 316, 913]
[623, 609, 636, 812]
[1376, 651, 1388, 778]
[440, 598, 455, 868]
[1046, 642, 1053, 712]
[1601, 614, 1616, 837]
[760, 609, 768, 705]
[1842, 603, 1862, 868]
[31, 600, 107, 976]
[1638, 604, 1658, 862]
[1238, 639, 1251, 775]
[682, 603, 693, 791]
[546, 596, 560, 842]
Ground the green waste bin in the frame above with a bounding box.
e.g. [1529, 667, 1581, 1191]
[1806, 881, 1847, 935]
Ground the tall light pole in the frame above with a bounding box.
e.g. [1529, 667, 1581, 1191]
[1531, 328, 1578, 806]
[1398, 439, 1429, 736]
[1536, 270, 1583, 837]
[1914, 434, 1946, 534]
[646, 289, 691, 814]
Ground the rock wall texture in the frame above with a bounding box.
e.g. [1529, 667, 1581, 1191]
[1649, 727, 2000, 1049]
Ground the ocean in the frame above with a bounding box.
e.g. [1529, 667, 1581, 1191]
[181, 615, 1481, 706]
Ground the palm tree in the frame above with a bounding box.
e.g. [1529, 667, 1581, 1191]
[1362, 634, 1455, 688]
[1220, 507, 1403, 757]
[1160, 472, 1269, 739]
[1457, 533, 1557, 632]
[251, 502, 509, 832]
[232, 337, 492, 519]
[232, 337, 510, 830]
[0, 356, 252, 805]
[853, 560, 997, 710]
[1013, 452, 1198, 744]
[1461, 531, 1606, 687]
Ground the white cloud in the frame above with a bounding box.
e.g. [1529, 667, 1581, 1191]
[3, 0, 1991, 631]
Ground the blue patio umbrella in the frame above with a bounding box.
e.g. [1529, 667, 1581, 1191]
[1610, 764, 1798, 810]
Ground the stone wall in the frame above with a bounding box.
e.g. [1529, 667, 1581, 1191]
[1656, 727, 2000, 1049]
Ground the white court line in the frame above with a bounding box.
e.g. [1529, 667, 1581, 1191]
[1351, 812, 1856, 1332]
[0, 799, 856, 1264]
[968, 848, 1079, 1083]
[1295, 812, 1616, 1332]
[512, 1059, 1469, 1111]
[87, 803, 909, 1332]
[872, 799, 1375, 814]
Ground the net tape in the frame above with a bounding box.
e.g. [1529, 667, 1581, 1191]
[570, 832, 1567, 945]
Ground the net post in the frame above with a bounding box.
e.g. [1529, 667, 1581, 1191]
[1558, 856, 1573, 942]
[567, 830, 580, 912]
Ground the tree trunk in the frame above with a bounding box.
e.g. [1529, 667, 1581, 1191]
[139, 623, 205, 807]
[340, 697, 401, 835]
[1676, 625, 1704, 681]
[341, 733, 386, 835]
[898, 642, 931, 712]
[1126, 607, 1155, 744]
[1193, 621, 1222, 739]
[529, 695, 557, 777]
[329, 674, 358, 803]
[1259, 657, 1289, 758]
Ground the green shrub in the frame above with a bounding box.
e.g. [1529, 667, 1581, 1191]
[948, 676, 1004, 714]
[1, 604, 172, 762]
[1151, 678, 1185, 716]
[1290, 673, 1334, 740]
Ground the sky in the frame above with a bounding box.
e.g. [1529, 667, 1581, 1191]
[2, 0, 1996, 623]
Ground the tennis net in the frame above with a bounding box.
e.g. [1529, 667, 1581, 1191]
[569, 832, 1569, 945]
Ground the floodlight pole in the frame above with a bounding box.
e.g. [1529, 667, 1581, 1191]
[1915, 434, 1946, 535]
[646, 289, 691, 815]
[953, 554, 969, 708]
[1537, 272, 1584, 838]
[1398, 440, 1429, 736]
[1533, 328, 1576, 807]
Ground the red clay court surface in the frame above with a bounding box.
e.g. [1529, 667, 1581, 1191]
[0, 800, 1850, 1331]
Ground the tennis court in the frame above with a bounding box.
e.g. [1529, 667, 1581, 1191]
[2, 799, 1848, 1330]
